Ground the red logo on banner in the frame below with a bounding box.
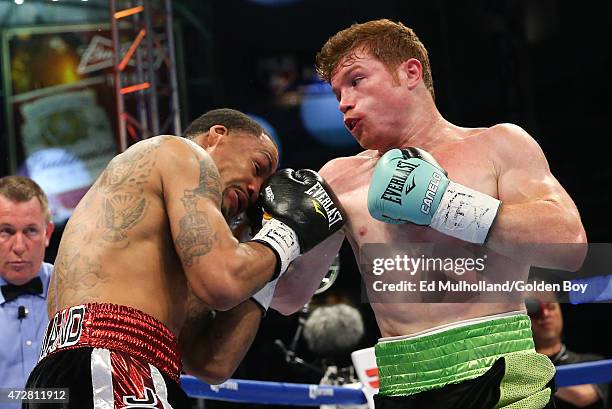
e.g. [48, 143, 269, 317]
[365, 367, 379, 388]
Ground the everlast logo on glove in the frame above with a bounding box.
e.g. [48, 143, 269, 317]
[304, 182, 344, 229]
[255, 168, 346, 254]
[380, 160, 419, 205]
[265, 186, 274, 202]
[253, 168, 346, 278]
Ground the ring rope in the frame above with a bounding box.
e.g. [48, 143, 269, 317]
[181, 359, 612, 405]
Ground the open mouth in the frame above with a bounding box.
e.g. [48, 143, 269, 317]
[344, 117, 360, 132]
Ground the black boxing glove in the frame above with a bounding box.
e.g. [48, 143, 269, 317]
[251, 169, 346, 279]
[245, 203, 264, 234]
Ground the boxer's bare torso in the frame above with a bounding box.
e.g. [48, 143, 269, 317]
[273, 121, 583, 338]
[324, 125, 525, 337]
[48, 136, 196, 333]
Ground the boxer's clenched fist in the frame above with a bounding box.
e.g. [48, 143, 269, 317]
[368, 147, 501, 244]
[251, 169, 346, 279]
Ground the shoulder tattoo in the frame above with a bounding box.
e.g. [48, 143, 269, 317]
[175, 154, 222, 266]
[95, 140, 162, 245]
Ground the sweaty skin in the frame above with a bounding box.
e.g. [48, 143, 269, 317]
[48, 133, 279, 336]
[271, 51, 586, 337]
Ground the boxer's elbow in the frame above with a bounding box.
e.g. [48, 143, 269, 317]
[539, 237, 587, 273]
[198, 287, 242, 312]
[273, 303, 300, 316]
[270, 294, 309, 316]
[537, 202, 587, 271]
[557, 216, 587, 272]
[566, 232, 588, 272]
[183, 363, 234, 385]
[202, 373, 231, 386]
[207, 359, 240, 385]
[188, 273, 244, 311]
[198, 367, 234, 385]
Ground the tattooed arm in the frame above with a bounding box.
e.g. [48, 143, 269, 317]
[161, 138, 277, 310]
[179, 291, 261, 384]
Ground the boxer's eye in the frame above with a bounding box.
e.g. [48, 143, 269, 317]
[0, 227, 14, 239]
[352, 77, 364, 87]
[25, 227, 40, 237]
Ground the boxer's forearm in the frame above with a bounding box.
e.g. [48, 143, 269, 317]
[555, 384, 601, 407]
[487, 200, 587, 270]
[270, 260, 321, 315]
[189, 242, 278, 311]
[270, 231, 345, 315]
[181, 299, 261, 384]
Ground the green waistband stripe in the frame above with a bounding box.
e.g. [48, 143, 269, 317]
[375, 314, 536, 397]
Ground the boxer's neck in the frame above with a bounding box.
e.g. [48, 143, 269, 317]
[396, 102, 453, 151]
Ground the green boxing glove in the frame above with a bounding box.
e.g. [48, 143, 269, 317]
[367, 148, 501, 244]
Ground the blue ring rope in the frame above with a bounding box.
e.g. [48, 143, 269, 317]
[555, 359, 612, 387]
[181, 376, 367, 405]
[181, 359, 612, 405]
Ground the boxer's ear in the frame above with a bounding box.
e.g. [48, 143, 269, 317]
[399, 58, 422, 89]
[207, 125, 228, 147]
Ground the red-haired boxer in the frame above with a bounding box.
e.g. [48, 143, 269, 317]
[24, 108, 345, 409]
[271, 20, 587, 409]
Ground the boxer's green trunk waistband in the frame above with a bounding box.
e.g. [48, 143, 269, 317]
[375, 314, 537, 397]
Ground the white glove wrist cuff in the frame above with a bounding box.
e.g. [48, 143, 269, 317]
[251, 278, 278, 312]
[430, 181, 501, 244]
[252, 218, 301, 277]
